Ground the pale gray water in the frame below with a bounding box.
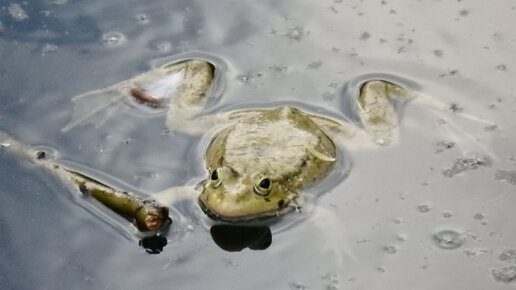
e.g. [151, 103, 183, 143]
[1, 0, 515, 289]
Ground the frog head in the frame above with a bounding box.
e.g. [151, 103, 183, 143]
[198, 166, 298, 222]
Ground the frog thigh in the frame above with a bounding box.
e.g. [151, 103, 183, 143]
[307, 114, 376, 150]
[152, 186, 200, 206]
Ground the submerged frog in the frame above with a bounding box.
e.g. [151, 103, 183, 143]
[0, 58, 419, 230]
[59, 58, 413, 223]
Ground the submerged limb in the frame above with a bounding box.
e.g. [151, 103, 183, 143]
[62, 59, 215, 133]
[394, 85, 497, 157]
[0, 131, 170, 232]
[357, 80, 413, 145]
[61, 85, 128, 132]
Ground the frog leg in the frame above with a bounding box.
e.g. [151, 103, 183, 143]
[62, 59, 215, 134]
[152, 185, 200, 207]
[306, 80, 414, 149]
[0, 131, 170, 232]
[307, 112, 376, 151]
[356, 80, 416, 145]
[407, 88, 497, 157]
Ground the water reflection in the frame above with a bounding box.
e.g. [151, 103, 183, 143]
[210, 225, 272, 252]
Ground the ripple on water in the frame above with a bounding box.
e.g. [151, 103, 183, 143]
[384, 245, 398, 254]
[101, 32, 127, 47]
[417, 204, 431, 213]
[496, 64, 507, 71]
[433, 230, 464, 250]
[135, 13, 150, 25]
[442, 211, 453, 218]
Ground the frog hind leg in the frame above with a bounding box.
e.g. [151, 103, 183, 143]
[307, 112, 378, 151]
[61, 84, 128, 132]
[62, 60, 215, 134]
[357, 80, 414, 145]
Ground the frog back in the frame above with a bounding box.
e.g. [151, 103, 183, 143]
[205, 106, 336, 190]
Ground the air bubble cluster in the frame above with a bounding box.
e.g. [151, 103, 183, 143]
[442, 156, 491, 177]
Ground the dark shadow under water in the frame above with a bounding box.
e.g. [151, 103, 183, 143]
[139, 225, 272, 253]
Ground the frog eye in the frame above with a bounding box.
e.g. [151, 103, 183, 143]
[254, 177, 272, 196]
[210, 168, 222, 188]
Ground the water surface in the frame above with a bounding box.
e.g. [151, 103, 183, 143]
[1, 0, 515, 289]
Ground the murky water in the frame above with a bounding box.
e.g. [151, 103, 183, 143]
[1, 0, 516, 289]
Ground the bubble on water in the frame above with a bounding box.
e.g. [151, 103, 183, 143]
[417, 204, 431, 213]
[495, 170, 516, 185]
[396, 234, 406, 242]
[499, 250, 516, 263]
[435, 141, 455, 153]
[384, 245, 398, 254]
[442, 211, 453, 218]
[359, 31, 371, 40]
[288, 282, 307, 290]
[433, 230, 464, 249]
[135, 13, 150, 25]
[8, 3, 28, 21]
[41, 43, 58, 56]
[285, 27, 308, 41]
[236, 72, 263, 83]
[442, 155, 492, 177]
[474, 213, 485, 220]
[475, 214, 488, 225]
[491, 266, 516, 283]
[322, 273, 339, 290]
[101, 32, 127, 47]
[433, 49, 443, 57]
[496, 64, 507, 71]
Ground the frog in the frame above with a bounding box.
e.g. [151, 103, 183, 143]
[0, 57, 424, 231]
[57, 58, 415, 223]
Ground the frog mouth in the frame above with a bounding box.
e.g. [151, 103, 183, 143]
[197, 196, 297, 223]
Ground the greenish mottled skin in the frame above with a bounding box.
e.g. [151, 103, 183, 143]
[199, 107, 336, 221]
